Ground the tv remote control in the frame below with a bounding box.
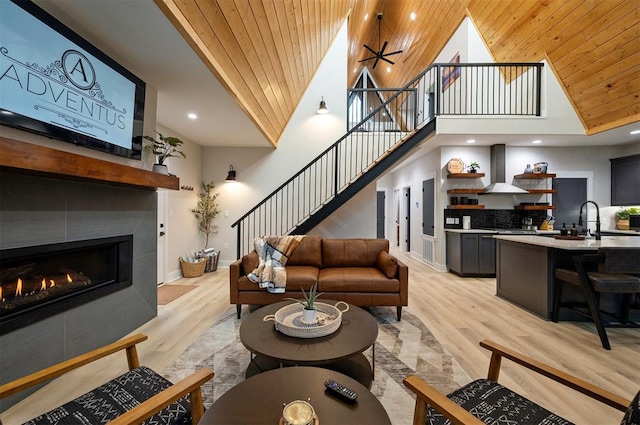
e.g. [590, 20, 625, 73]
[324, 379, 358, 401]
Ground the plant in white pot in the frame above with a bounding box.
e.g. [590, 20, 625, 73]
[286, 282, 323, 325]
[143, 131, 186, 174]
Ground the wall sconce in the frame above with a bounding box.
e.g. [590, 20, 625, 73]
[317, 97, 329, 114]
[225, 165, 236, 182]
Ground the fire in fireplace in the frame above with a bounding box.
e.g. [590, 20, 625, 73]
[0, 235, 133, 334]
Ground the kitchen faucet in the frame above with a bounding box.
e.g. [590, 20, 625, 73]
[578, 200, 601, 240]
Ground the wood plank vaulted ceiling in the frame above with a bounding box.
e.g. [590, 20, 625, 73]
[155, 0, 640, 147]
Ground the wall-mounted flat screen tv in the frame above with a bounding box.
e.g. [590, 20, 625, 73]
[0, 0, 145, 160]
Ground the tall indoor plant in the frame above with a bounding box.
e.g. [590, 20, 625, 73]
[191, 181, 220, 249]
[143, 131, 186, 174]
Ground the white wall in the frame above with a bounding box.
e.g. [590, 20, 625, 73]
[201, 19, 351, 264]
[153, 124, 203, 281]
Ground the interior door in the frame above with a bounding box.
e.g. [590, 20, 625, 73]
[403, 187, 411, 251]
[157, 190, 167, 285]
[553, 178, 587, 230]
[422, 178, 435, 236]
[376, 190, 385, 238]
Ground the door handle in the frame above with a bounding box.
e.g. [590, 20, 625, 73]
[159, 231, 166, 236]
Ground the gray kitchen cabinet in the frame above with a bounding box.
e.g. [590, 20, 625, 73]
[446, 231, 496, 276]
[610, 154, 640, 206]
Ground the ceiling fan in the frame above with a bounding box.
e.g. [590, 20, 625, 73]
[359, 13, 403, 69]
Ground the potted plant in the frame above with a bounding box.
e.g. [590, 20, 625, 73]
[467, 161, 480, 173]
[191, 181, 220, 249]
[286, 282, 323, 324]
[143, 131, 186, 174]
[615, 207, 639, 230]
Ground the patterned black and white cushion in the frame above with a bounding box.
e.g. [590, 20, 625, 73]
[621, 390, 640, 425]
[425, 379, 574, 425]
[25, 366, 192, 425]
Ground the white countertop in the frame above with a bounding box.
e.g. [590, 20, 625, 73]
[493, 235, 640, 249]
[445, 229, 560, 235]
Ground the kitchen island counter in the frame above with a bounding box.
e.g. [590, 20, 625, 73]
[494, 236, 640, 319]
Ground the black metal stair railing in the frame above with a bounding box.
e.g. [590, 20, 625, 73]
[232, 62, 543, 257]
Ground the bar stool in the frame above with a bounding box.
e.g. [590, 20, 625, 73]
[553, 247, 640, 350]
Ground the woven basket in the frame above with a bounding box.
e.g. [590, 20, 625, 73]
[179, 257, 206, 278]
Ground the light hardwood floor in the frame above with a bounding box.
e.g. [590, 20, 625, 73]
[1, 250, 638, 424]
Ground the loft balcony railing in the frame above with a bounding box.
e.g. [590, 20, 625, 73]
[232, 62, 543, 257]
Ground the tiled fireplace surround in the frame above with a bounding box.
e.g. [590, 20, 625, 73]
[0, 171, 158, 410]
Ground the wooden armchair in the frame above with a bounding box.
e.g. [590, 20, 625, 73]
[0, 334, 214, 424]
[403, 340, 638, 425]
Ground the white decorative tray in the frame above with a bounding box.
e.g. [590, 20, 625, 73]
[263, 301, 349, 339]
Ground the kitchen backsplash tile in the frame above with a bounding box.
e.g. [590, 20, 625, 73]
[444, 209, 547, 229]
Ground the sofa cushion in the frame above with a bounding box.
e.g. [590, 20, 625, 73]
[376, 251, 398, 278]
[322, 239, 389, 268]
[25, 366, 191, 425]
[237, 267, 319, 291]
[287, 236, 322, 268]
[318, 268, 399, 293]
[242, 250, 259, 275]
[281, 266, 320, 291]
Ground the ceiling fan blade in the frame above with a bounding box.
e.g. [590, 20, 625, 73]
[381, 56, 396, 65]
[382, 49, 403, 57]
[372, 56, 381, 69]
[378, 41, 388, 56]
[362, 44, 378, 56]
[358, 55, 378, 63]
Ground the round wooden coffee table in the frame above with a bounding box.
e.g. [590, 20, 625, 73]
[201, 367, 391, 425]
[240, 301, 378, 387]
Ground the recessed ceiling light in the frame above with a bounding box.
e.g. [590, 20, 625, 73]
[410, 12, 416, 20]
[630, 129, 640, 135]
[188, 113, 197, 120]
[386, 66, 391, 73]
[466, 139, 476, 144]
[532, 140, 542, 144]
[364, 13, 368, 20]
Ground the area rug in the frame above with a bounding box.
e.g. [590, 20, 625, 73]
[157, 285, 197, 305]
[163, 306, 469, 425]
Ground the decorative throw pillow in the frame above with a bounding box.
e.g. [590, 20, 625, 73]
[376, 251, 398, 278]
[242, 251, 259, 275]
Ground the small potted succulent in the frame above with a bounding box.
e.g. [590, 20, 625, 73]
[286, 282, 323, 324]
[615, 207, 639, 230]
[467, 161, 480, 173]
[143, 131, 186, 174]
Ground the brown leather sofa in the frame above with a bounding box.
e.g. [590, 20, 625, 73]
[230, 237, 408, 320]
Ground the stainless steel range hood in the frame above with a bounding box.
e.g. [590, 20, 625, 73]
[483, 145, 529, 194]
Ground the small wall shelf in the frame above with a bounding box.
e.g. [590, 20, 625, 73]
[447, 189, 486, 194]
[447, 173, 485, 178]
[514, 205, 557, 210]
[514, 173, 556, 179]
[526, 189, 557, 194]
[447, 205, 486, 209]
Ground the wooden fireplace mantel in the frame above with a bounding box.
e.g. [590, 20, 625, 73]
[0, 137, 179, 190]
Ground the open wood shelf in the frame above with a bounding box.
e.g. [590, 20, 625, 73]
[514, 205, 557, 210]
[514, 173, 556, 179]
[0, 137, 179, 190]
[447, 173, 485, 178]
[447, 189, 486, 194]
[447, 205, 485, 209]
[526, 189, 557, 194]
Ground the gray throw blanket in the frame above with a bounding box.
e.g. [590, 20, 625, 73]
[247, 235, 304, 293]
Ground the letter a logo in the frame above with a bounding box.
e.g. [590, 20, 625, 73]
[62, 50, 96, 90]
